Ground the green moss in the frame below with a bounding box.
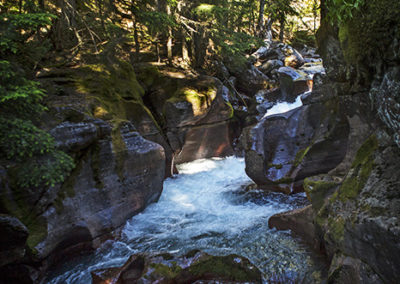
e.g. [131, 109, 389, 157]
[149, 263, 182, 279]
[268, 163, 283, 170]
[338, 135, 378, 202]
[316, 204, 329, 228]
[188, 255, 260, 282]
[272, 177, 294, 185]
[304, 178, 338, 211]
[135, 64, 160, 89]
[225, 101, 234, 119]
[0, 180, 48, 251]
[327, 216, 345, 243]
[73, 59, 162, 131]
[337, 0, 400, 68]
[168, 85, 217, 117]
[25, 216, 48, 250]
[293, 146, 310, 167]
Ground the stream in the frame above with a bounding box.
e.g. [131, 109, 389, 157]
[47, 156, 325, 283]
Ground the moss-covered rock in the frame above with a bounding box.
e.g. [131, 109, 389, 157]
[92, 251, 262, 283]
[337, 135, 378, 202]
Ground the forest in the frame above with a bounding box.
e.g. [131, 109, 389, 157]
[1, 0, 399, 283]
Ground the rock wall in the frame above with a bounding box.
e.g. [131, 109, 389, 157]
[269, 1, 400, 282]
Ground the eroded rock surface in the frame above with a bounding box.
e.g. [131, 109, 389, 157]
[243, 98, 349, 194]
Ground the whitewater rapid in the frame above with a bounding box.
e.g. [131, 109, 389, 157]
[47, 157, 320, 283]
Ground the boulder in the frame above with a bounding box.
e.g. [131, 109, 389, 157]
[299, 62, 326, 77]
[91, 251, 262, 284]
[259, 59, 284, 76]
[328, 254, 384, 284]
[1, 121, 165, 263]
[233, 65, 272, 96]
[243, 99, 349, 194]
[268, 205, 320, 250]
[163, 76, 236, 163]
[277, 67, 312, 102]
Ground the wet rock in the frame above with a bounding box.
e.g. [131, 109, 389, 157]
[91, 251, 262, 284]
[163, 76, 235, 163]
[328, 254, 383, 284]
[316, 23, 347, 82]
[233, 65, 272, 96]
[370, 67, 400, 147]
[259, 59, 284, 75]
[299, 62, 326, 77]
[312, 135, 400, 283]
[277, 67, 311, 102]
[243, 100, 349, 194]
[0, 215, 28, 267]
[268, 205, 319, 250]
[173, 121, 234, 164]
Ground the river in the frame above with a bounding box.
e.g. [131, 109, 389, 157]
[47, 156, 324, 283]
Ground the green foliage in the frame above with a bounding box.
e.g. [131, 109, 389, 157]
[0, 61, 74, 188]
[326, 0, 364, 24]
[0, 60, 46, 117]
[0, 12, 55, 55]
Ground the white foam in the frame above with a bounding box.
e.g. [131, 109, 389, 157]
[262, 95, 303, 119]
[47, 157, 315, 284]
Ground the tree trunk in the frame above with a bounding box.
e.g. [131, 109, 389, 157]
[265, 18, 272, 42]
[279, 14, 285, 41]
[38, 0, 45, 10]
[133, 17, 140, 62]
[166, 4, 173, 65]
[96, 0, 106, 33]
[257, 0, 265, 38]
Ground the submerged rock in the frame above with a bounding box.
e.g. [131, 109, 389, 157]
[91, 251, 262, 284]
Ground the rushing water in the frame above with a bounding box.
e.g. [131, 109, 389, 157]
[47, 157, 323, 283]
[262, 94, 304, 119]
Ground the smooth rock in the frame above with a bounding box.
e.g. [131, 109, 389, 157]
[243, 100, 349, 194]
[268, 205, 320, 250]
[277, 67, 311, 102]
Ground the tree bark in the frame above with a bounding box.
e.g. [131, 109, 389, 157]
[166, 4, 173, 65]
[257, 0, 265, 38]
[133, 16, 140, 62]
[279, 13, 285, 41]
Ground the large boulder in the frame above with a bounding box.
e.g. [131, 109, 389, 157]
[91, 251, 262, 284]
[0, 120, 165, 263]
[162, 76, 236, 164]
[268, 205, 319, 250]
[243, 99, 349, 194]
[277, 67, 312, 102]
[233, 65, 272, 96]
